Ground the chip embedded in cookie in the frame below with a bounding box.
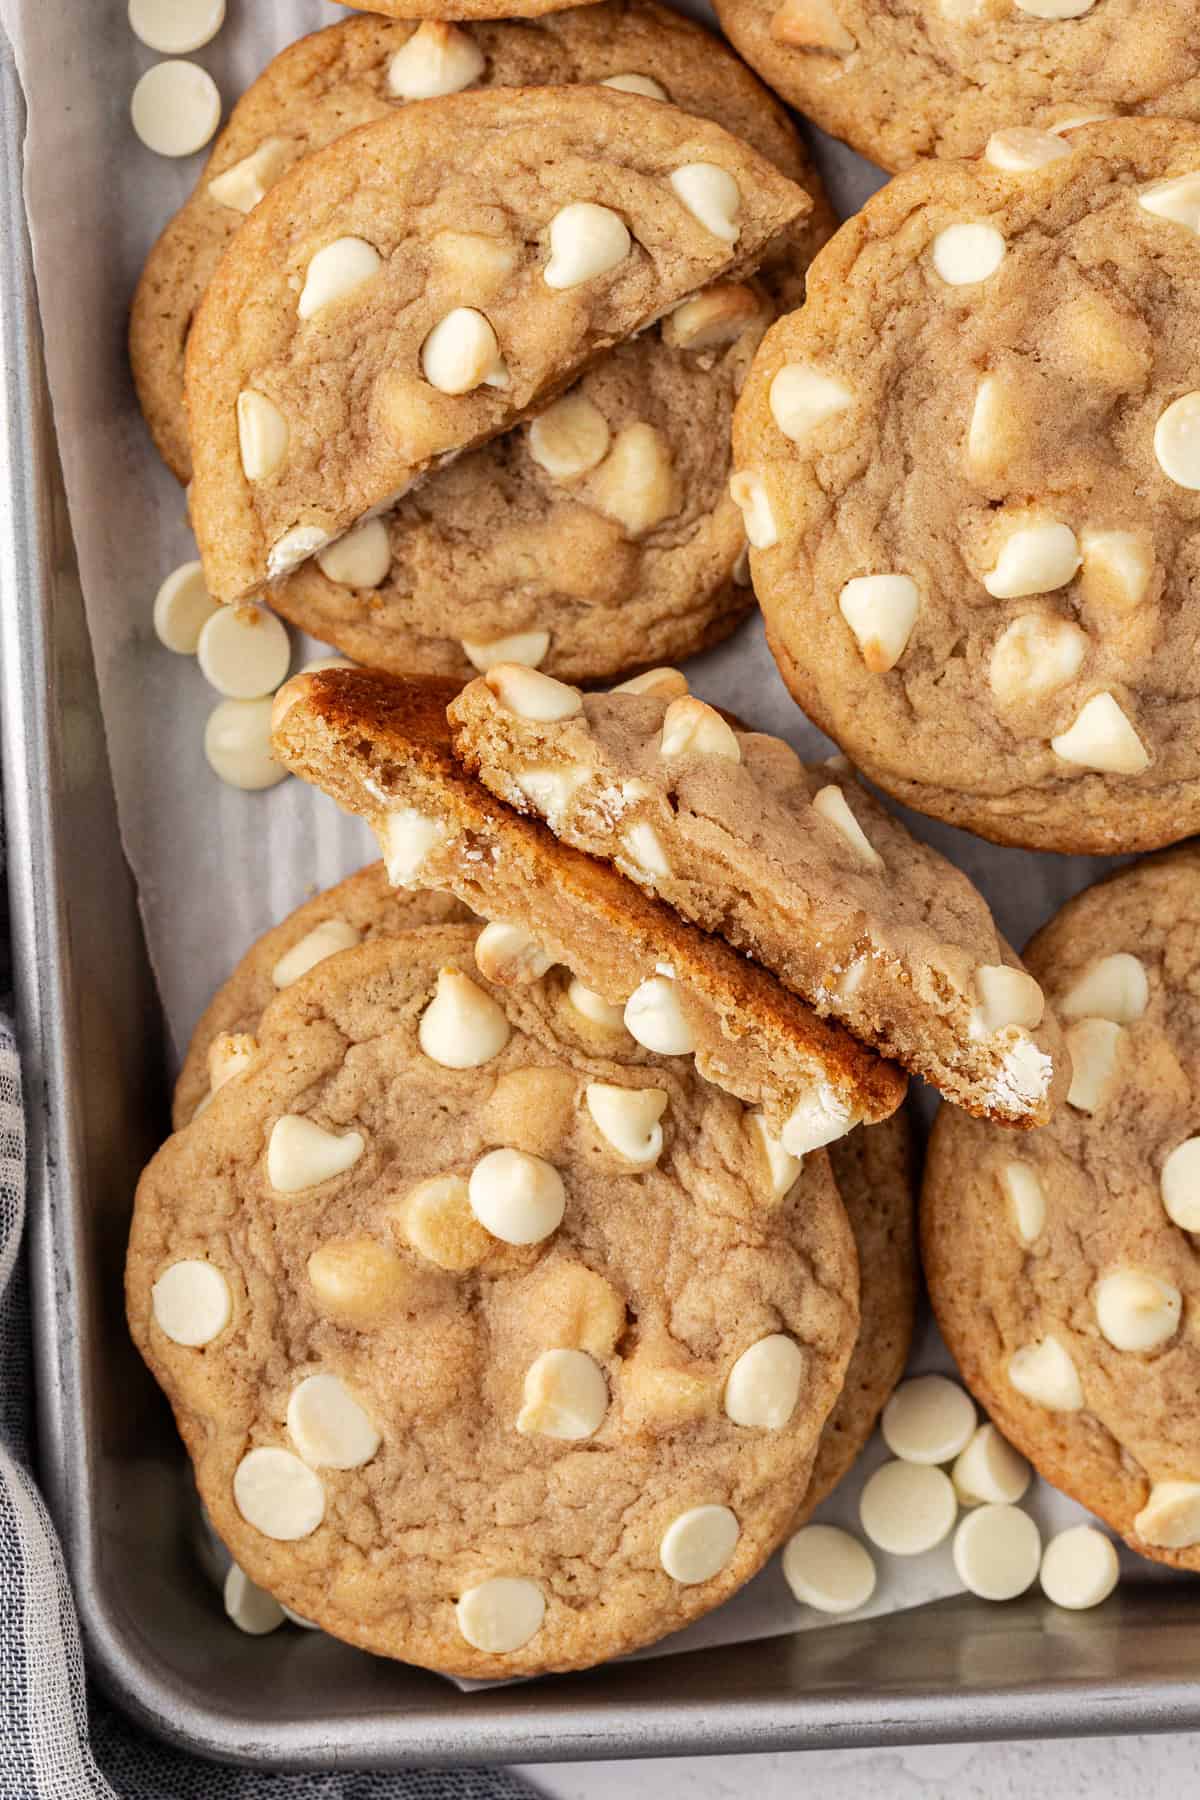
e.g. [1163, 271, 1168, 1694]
[924, 846, 1200, 1570]
[185, 85, 810, 603]
[734, 120, 1200, 855]
[128, 924, 859, 1675]
[449, 670, 1069, 1125]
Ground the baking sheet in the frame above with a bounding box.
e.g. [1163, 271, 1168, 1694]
[2, 0, 1126, 1673]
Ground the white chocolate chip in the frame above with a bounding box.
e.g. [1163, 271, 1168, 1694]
[989, 613, 1087, 705]
[600, 72, 668, 99]
[838, 575, 919, 673]
[456, 1577, 545, 1653]
[613, 667, 689, 699]
[468, 1148, 565, 1245]
[585, 1083, 668, 1165]
[386, 21, 484, 99]
[316, 518, 391, 589]
[208, 1031, 257, 1093]
[723, 1334, 805, 1430]
[983, 521, 1080, 598]
[953, 1504, 1041, 1601]
[376, 807, 444, 886]
[462, 629, 551, 673]
[1039, 1526, 1119, 1610]
[306, 1237, 410, 1325]
[267, 1116, 365, 1194]
[287, 1372, 380, 1469]
[590, 423, 680, 537]
[664, 284, 760, 352]
[931, 222, 1006, 286]
[567, 979, 629, 1035]
[1059, 952, 1148, 1023]
[223, 1563, 285, 1637]
[204, 697, 287, 791]
[660, 696, 740, 761]
[428, 229, 517, 295]
[298, 237, 381, 321]
[770, 0, 856, 49]
[268, 525, 332, 581]
[970, 965, 1045, 1037]
[197, 605, 290, 701]
[153, 560, 218, 654]
[733, 544, 751, 586]
[999, 1161, 1046, 1245]
[421, 308, 507, 395]
[953, 1423, 1031, 1507]
[812, 785, 883, 869]
[768, 364, 852, 442]
[1161, 1137, 1200, 1231]
[729, 471, 777, 549]
[129, 0, 225, 53]
[1048, 109, 1112, 133]
[660, 1504, 740, 1584]
[1138, 172, 1200, 235]
[207, 137, 290, 213]
[623, 974, 694, 1056]
[272, 919, 361, 989]
[1014, 0, 1094, 14]
[543, 203, 631, 290]
[516, 1348, 608, 1439]
[670, 164, 740, 243]
[1154, 392, 1200, 489]
[1052, 692, 1149, 775]
[749, 1113, 801, 1200]
[151, 1259, 231, 1346]
[529, 393, 610, 481]
[398, 1175, 490, 1271]
[1065, 1017, 1123, 1112]
[1078, 529, 1154, 614]
[985, 127, 1072, 173]
[1133, 1480, 1200, 1549]
[233, 1447, 325, 1541]
[882, 1375, 976, 1465]
[515, 765, 587, 822]
[780, 1084, 857, 1156]
[859, 1461, 957, 1556]
[782, 1525, 876, 1614]
[1095, 1269, 1181, 1352]
[418, 967, 510, 1069]
[131, 60, 220, 157]
[236, 390, 289, 483]
[486, 663, 581, 722]
[474, 920, 553, 987]
[620, 821, 671, 882]
[966, 373, 1030, 480]
[1008, 1335, 1083, 1410]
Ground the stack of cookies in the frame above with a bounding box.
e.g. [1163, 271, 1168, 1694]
[126, 0, 1200, 1681]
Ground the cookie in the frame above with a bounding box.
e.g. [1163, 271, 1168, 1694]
[449, 669, 1070, 1126]
[924, 847, 1200, 1570]
[270, 667, 907, 1154]
[128, 924, 860, 1675]
[733, 119, 1200, 855]
[185, 86, 809, 602]
[173, 862, 472, 1128]
[711, 0, 1199, 174]
[131, 4, 830, 485]
[796, 1110, 916, 1524]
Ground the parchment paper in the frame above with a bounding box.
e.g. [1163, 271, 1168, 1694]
[2, 0, 1129, 1671]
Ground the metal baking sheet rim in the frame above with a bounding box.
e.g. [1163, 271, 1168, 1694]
[3, 30, 1200, 1768]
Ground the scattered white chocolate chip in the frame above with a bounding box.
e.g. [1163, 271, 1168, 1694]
[222, 1563, 285, 1637]
[770, 0, 856, 49]
[729, 471, 777, 549]
[859, 1461, 957, 1556]
[543, 203, 631, 290]
[151, 1259, 231, 1346]
[376, 807, 444, 886]
[953, 1423, 1031, 1507]
[298, 237, 381, 321]
[614, 667, 689, 700]
[208, 1031, 257, 1093]
[970, 965, 1045, 1038]
[966, 372, 1030, 479]
[660, 696, 740, 761]
[267, 524, 332, 580]
[287, 1372, 380, 1470]
[1154, 392, 1200, 489]
[985, 127, 1071, 173]
[660, 1504, 740, 1585]
[1008, 1335, 1083, 1411]
[473, 920, 553, 987]
[131, 60, 221, 157]
[153, 560, 218, 654]
[1138, 171, 1200, 235]
[1161, 1137, 1200, 1231]
[267, 1116, 365, 1194]
[999, 1161, 1046, 1245]
[983, 521, 1080, 598]
[1065, 1017, 1123, 1113]
[733, 544, 751, 586]
[585, 1083, 668, 1166]
[1059, 952, 1148, 1024]
[197, 605, 290, 701]
[812, 785, 883, 869]
[988, 613, 1087, 705]
[838, 575, 919, 674]
[486, 663, 581, 722]
[272, 919, 361, 989]
[428, 229, 517, 293]
[204, 697, 287, 791]
[1039, 1526, 1119, 1610]
[723, 1335, 805, 1430]
[1051, 692, 1149, 775]
[882, 1375, 976, 1465]
[386, 21, 484, 99]
[780, 1084, 857, 1156]
[620, 822, 671, 881]
[600, 72, 668, 99]
[316, 518, 391, 589]
[398, 1175, 490, 1271]
[664, 284, 760, 352]
[670, 164, 740, 243]
[281, 1606, 320, 1631]
[623, 975, 694, 1056]
[931, 221, 1006, 286]
[1078, 529, 1154, 614]
[768, 364, 852, 442]
[306, 1238, 410, 1325]
[1048, 108, 1112, 133]
[418, 968, 511, 1069]
[421, 308, 507, 395]
[782, 1525, 876, 1615]
[236, 390, 288, 484]
[129, 0, 225, 53]
[590, 423, 680, 537]
[1095, 1269, 1181, 1352]
[1014, 0, 1094, 13]
[233, 1447, 325, 1541]
[567, 979, 629, 1035]
[462, 630, 551, 673]
[456, 1578, 545, 1653]
[515, 765, 588, 822]
[516, 1348, 608, 1440]
[529, 393, 610, 481]
[468, 1148, 566, 1245]
[301, 656, 355, 675]
[1133, 1480, 1200, 1549]
[750, 1113, 801, 1200]
[953, 1504, 1041, 1601]
[207, 137, 290, 213]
